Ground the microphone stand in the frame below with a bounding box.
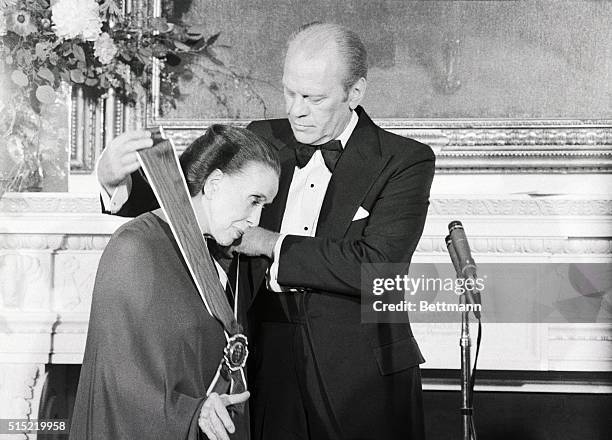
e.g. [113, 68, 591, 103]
[460, 294, 473, 440]
[446, 232, 478, 440]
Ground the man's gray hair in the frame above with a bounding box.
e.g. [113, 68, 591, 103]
[287, 22, 368, 93]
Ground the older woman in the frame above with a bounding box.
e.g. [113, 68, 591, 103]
[70, 125, 280, 440]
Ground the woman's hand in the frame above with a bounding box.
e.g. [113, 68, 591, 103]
[198, 391, 250, 440]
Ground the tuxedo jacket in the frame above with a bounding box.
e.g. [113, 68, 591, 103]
[247, 107, 435, 432]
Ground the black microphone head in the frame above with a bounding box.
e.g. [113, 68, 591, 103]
[448, 220, 463, 232]
[445, 235, 462, 276]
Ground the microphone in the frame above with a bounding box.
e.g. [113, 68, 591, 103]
[447, 221, 482, 320]
[448, 221, 477, 279]
[445, 235, 462, 278]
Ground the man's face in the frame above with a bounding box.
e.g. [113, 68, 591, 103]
[282, 48, 352, 145]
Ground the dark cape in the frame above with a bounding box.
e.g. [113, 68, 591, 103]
[70, 212, 247, 440]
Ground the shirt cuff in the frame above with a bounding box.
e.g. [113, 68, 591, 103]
[266, 234, 291, 292]
[95, 154, 132, 213]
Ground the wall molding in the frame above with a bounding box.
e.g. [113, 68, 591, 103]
[416, 237, 612, 256]
[0, 193, 101, 213]
[429, 197, 612, 217]
[152, 119, 612, 174]
[2, 193, 610, 256]
[2, 192, 610, 216]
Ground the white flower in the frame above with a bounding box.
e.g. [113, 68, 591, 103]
[115, 61, 131, 82]
[6, 9, 37, 36]
[51, 0, 102, 41]
[94, 32, 118, 64]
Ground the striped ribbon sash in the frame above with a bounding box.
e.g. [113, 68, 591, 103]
[137, 127, 248, 413]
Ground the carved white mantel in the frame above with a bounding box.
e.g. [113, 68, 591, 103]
[0, 190, 611, 431]
[0, 193, 125, 436]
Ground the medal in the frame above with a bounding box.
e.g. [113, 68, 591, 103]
[223, 334, 249, 372]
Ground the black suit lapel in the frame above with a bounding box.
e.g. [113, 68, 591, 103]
[260, 145, 296, 232]
[315, 107, 389, 238]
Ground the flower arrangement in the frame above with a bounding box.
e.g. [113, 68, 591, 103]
[1, 0, 219, 112]
[0, 0, 223, 194]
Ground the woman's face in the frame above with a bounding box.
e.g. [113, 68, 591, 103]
[201, 162, 279, 246]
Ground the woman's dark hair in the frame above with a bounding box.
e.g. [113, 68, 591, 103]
[179, 124, 281, 196]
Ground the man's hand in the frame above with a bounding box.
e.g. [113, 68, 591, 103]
[233, 226, 279, 258]
[98, 130, 153, 192]
[199, 391, 250, 440]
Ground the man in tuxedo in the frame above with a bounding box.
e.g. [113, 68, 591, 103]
[98, 23, 434, 440]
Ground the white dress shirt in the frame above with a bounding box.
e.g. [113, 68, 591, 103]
[268, 110, 359, 291]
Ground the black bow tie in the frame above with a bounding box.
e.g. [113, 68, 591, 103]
[294, 140, 343, 172]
